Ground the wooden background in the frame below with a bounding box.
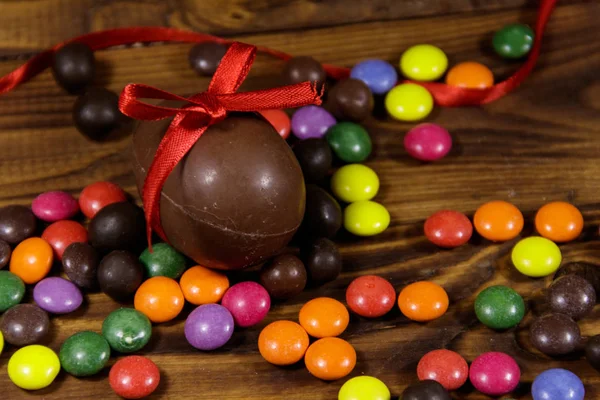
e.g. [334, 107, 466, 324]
[0, 0, 600, 398]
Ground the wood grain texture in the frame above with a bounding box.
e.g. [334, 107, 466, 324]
[0, 1, 600, 399]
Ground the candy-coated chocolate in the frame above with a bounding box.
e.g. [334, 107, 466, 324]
[188, 42, 227, 76]
[259, 109, 291, 139]
[331, 164, 379, 203]
[180, 265, 229, 305]
[424, 210, 472, 248]
[292, 105, 337, 140]
[474, 285, 525, 330]
[184, 304, 234, 350]
[134, 276, 185, 323]
[0, 330, 3, 355]
[548, 275, 596, 319]
[0, 239, 11, 268]
[300, 184, 342, 239]
[346, 275, 395, 318]
[401, 380, 450, 400]
[531, 369, 584, 400]
[398, 281, 449, 322]
[283, 56, 326, 87]
[0, 271, 25, 312]
[102, 308, 152, 353]
[299, 297, 349, 338]
[258, 320, 309, 365]
[344, 201, 390, 237]
[221, 281, 271, 327]
[0, 205, 37, 244]
[405, 123, 452, 162]
[79, 181, 127, 219]
[512, 236, 562, 277]
[52, 43, 95, 94]
[535, 202, 583, 243]
[33, 277, 83, 314]
[32, 191, 79, 222]
[585, 335, 600, 370]
[139, 242, 186, 279]
[41, 220, 88, 260]
[350, 59, 398, 94]
[493, 24, 534, 59]
[338, 376, 391, 400]
[62, 242, 100, 289]
[1, 304, 50, 346]
[260, 254, 307, 300]
[9, 237, 53, 284]
[400, 44, 448, 81]
[305, 337, 356, 381]
[326, 122, 372, 163]
[529, 313, 580, 355]
[98, 250, 144, 300]
[73, 88, 126, 141]
[417, 349, 468, 390]
[89, 202, 146, 254]
[109, 355, 160, 399]
[8, 345, 60, 390]
[293, 138, 333, 183]
[326, 78, 374, 122]
[446, 62, 494, 89]
[385, 83, 433, 121]
[301, 237, 343, 284]
[469, 352, 520, 396]
[59, 331, 110, 376]
[554, 262, 600, 294]
[473, 200, 524, 242]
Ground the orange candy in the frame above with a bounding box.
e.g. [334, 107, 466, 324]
[535, 202, 583, 243]
[398, 281, 449, 322]
[9, 237, 53, 284]
[473, 200, 524, 242]
[304, 337, 356, 381]
[258, 320, 309, 366]
[299, 297, 349, 338]
[445, 62, 494, 89]
[180, 266, 229, 305]
[134, 276, 184, 323]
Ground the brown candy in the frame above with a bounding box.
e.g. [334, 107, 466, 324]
[0, 239, 10, 269]
[554, 262, 600, 295]
[189, 42, 228, 76]
[259, 254, 307, 300]
[299, 185, 342, 239]
[63, 242, 100, 289]
[73, 88, 125, 141]
[529, 313, 581, 356]
[301, 237, 342, 284]
[0, 303, 50, 346]
[132, 110, 305, 270]
[585, 335, 600, 370]
[282, 56, 326, 87]
[97, 250, 144, 300]
[0, 205, 37, 244]
[547, 275, 596, 320]
[88, 202, 146, 254]
[52, 42, 95, 94]
[325, 78, 374, 122]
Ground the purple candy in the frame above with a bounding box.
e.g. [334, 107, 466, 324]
[184, 304, 234, 350]
[32, 191, 79, 222]
[221, 281, 271, 328]
[33, 277, 83, 314]
[291, 106, 336, 140]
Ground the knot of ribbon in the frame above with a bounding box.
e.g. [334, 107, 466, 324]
[118, 42, 323, 249]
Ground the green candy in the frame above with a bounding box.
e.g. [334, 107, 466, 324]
[140, 243, 186, 279]
[493, 24, 534, 59]
[475, 285, 525, 330]
[102, 308, 152, 353]
[326, 122, 372, 163]
[59, 331, 110, 376]
[0, 271, 25, 312]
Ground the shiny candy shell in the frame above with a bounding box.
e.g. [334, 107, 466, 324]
[338, 376, 391, 400]
[259, 109, 291, 139]
[405, 123, 452, 162]
[531, 369, 584, 400]
[299, 297, 349, 338]
[417, 349, 469, 390]
[385, 84, 433, 121]
[345, 275, 396, 318]
[535, 201, 583, 243]
[344, 201, 390, 237]
[134, 276, 185, 323]
[291, 105, 336, 140]
[258, 320, 309, 365]
[221, 281, 271, 328]
[400, 44, 448, 81]
[109, 355, 160, 399]
[350, 59, 398, 94]
[9, 237, 54, 284]
[473, 200, 524, 242]
[184, 304, 234, 351]
[424, 210, 472, 248]
[398, 281, 449, 322]
[41, 220, 88, 260]
[331, 164, 379, 203]
[79, 181, 127, 219]
[512, 236, 562, 277]
[305, 337, 356, 381]
[180, 265, 229, 305]
[326, 122, 372, 163]
[469, 352, 520, 396]
[33, 277, 83, 314]
[474, 285, 525, 329]
[102, 308, 152, 353]
[0, 270, 25, 312]
[493, 24, 535, 59]
[0, 331, 3, 355]
[139, 242, 186, 279]
[32, 191, 79, 222]
[446, 62, 494, 89]
[8, 345, 60, 390]
[59, 331, 110, 377]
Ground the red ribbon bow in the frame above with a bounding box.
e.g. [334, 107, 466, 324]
[118, 42, 322, 248]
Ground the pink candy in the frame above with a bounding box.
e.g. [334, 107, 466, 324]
[469, 352, 521, 396]
[221, 281, 271, 328]
[32, 191, 79, 222]
[404, 123, 452, 161]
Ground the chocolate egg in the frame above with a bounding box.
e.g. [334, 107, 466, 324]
[132, 110, 305, 270]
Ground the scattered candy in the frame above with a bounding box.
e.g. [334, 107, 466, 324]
[417, 349, 469, 390]
[350, 59, 398, 94]
[258, 320, 309, 365]
[344, 200, 390, 236]
[305, 337, 356, 381]
[41, 220, 88, 260]
[400, 44, 448, 82]
[139, 242, 186, 279]
[326, 122, 372, 163]
[385, 83, 434, 121]
[301, 184, 343, 239]
[98, 250, 144, 300]
[535, 201, 583, 243]
[73, 88, 125, 141]
[33, 277, 83, 314]
[585, 334, 600, 370]
[52, 42, 95, 94]
[134, 276, 185, 323]
[259, 109, 291, 139]
[32, 191, 79, 222]
[109, 355, 160, 399]
[79, 181, 127, 219]
[62, 242, 100, 289]
[424, 210, 472, 248]
[8, 345, 60, 390]
[529, 313, 580, 356]
[221, 281, 271, 327]
[188, 42, 227, 76]
[0, 270, 25, 312]
[554, 261, 600, 294]
[0, 331, 3, 355]
[102, 308, 152, 353]
[9, 237, 53, 284]
[473, 200, 523, 242]
[59, 331, 110, 377]
[180, 265, 229, 305]
[531, 369, 584, 400]
[474, 285, 525, 329]
[0, 205, 36, 244]
[493, 24, 534, 59]
[326, 78, 374, 122]
[446, 62, 494, 89]
[331, 164, 379, 203]
[512, 236, 562, 277]
[184, 304, 234, 351]
[547, 275, 596, 319]
[0, 239, 10, 269]
[88, 202, 146, 253]
[346, 275, 395, 318]
[291, 105, 336, 140]
[469, 352, 520, 396]
[338, 375, 391, 400]
[404, 123, 452, 162]
[301, 237, 343, 284]
[0, 304, 50, 346]
[401, 380, 450, 400]
[260, 254, 307, 300]
[398, 281, 449, 322]
[293, 138, 333, 183]
[283, 56, 326, 87]
[299, 297, 350, 338]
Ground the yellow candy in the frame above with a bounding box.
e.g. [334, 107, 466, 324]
[344, 201, 390, 236]
[8, 345, 60, 390]
[0, 331, 3, 355]
[511, 236, 562, 277]
[338, 376, 391, 400]
[331, 164, 379, 203]
[400, 44, 448, 81]
[384, 84, 433, 121]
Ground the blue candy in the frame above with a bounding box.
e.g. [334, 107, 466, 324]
[350, 59, 398, 94]
[532, 368, 584, 400]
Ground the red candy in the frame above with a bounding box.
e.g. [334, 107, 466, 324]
[417, 349, 469, 390]
[259, 109, 291, 140]
[469, 352, 520, 396]
[41, 220, 88, 260]
[109, 355, 160, 399]
[79, 181, 127, 219]
[345, 275, 396, 318]
[424, 210, 472, 248]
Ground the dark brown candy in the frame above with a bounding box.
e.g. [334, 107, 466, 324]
[0, 205, 37, 244]
[88, 202, 146, 254]
[63, 242, 100, 289]
[293, 138, 333, 183]
[259, 254, 307, 300]
[547, 275, 596, 320]
[585, 334, 600, 370]
[0, 239, 10, 269]
[301, 237, 342, 284]
[132, 111, 305, 270]
[554, 262, 600, 295]
[189, 42, 228, 76]
[0, 303, 50, 346]
[401, 380, 451, 400]
[299, 185, 342, 239]
[73, 88, 125, 141]
[529, 313, 581, 356]
[52, 43, 95, 94]
[97, 250, 144, 300]
[282, 56, 326, 87]
[325, 78, 374, 122]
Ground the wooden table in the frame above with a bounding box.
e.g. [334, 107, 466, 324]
[1, 1, 600, 398]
